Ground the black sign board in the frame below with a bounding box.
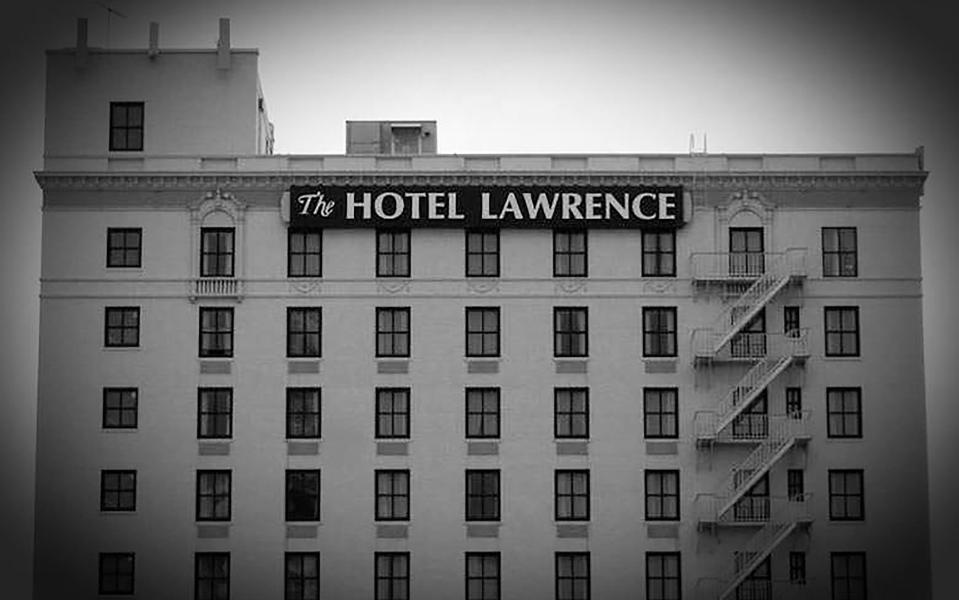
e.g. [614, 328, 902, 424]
[289, 185, 684, 229]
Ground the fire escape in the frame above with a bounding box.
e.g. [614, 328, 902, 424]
[690, 246, 810, 600]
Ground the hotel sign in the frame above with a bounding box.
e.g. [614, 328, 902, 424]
[289, 185, 684, 229]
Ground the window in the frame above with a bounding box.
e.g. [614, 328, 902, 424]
[735, 557, 770, 600]
[646, 552, 681, 600]
[553, 230, 587, 277]
[287, 307, 322, 357]
[466, 230, 500, 277]
[784, 306, 801, 337]
[100, 470, 136, 511]
[789, 551, 807, 586]
[106, 228, 142, 268]
[643, 307, 677, 357]
[198, 388, 232, 439]
[376, 307, 410, 357]
[285, 552, 319, 600]
[645, 470, 679, 520]
[286, 469, 320, 521]
[731, 391, 767, 439]
[102, 387, 138, 429]
[787, 469, 805, 501]
[196, 470, 231, 521]
[642, 231, 676, 277]
[823, 227, 858, 277]
[466, 469, 500, 521]
[644, 388, 678, 439]
[375, 470, 410, 521]
[376, 388, 410, 439]
[99, 552, 135, 595]
[466, 307, 500, 357]
[730, 309, 766, 358]
[200, 227, 235, 277]
[104, 307, 140, 347]
[824, 307, 860, 357]
[195, 553, 230, 600]
[109, 101, 143, 151]
[375, 552, 409, 600]
[554, 307, 588, 357]
[466, 552, 500, 600]
[554, 388, 589, 439]
[555, 470, 590, 521]
[733, 474, 769, 522]
[555, 552, 590, 600]
[466, 388, 500, 439]
[786, 387, 802, 418]
[377, 229, 410, 277]
[729, 227, 764, 275]
[827, 388, 862, 438]
[199, 307, 234, 357]
[829, 470, 864, 521]
[287, 388, 321, 439]
[831, 552, 867, 600]
[288, 229, 322, 277]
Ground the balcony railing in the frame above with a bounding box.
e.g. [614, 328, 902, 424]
[690, 248, 807, 282]
[189, 277, 242, 301]
[692, 329, 809, 362]
[696, 493, 812, 526]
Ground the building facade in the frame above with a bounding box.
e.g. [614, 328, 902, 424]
[34, 19, 932, 600]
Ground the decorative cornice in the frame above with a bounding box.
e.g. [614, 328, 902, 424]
[34, 171, 927, 192]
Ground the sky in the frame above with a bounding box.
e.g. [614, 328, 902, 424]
[1, 0, 957, 598]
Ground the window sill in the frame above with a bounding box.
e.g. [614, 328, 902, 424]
[103, 346, 141, 352]
[822, 356, 863, 361]
[101, 428, 138, 433]
[99, 510, 137, 515]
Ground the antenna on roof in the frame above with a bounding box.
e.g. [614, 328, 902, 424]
[94, 2, 127, 48]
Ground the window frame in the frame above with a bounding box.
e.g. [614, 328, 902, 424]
[465, 387, 500, 439]
[374, 552, 410, 600]
[287, 307, 322, 358]
[643, 307, 678, 358]
[830, 552, 867, 600]
[555, 469, 590, 521]
[553, 307, 588, 358]
[465, 552, 501, 600]
[286, 387, 321, 440]
[375, 469, 411, 521]
[199, 227, 236, 278]
[465, 469, 500, 521]
[102, 387, 138, 429]
[376, 229, 411, 277]
[100, 470, 137, 512]
[555, 552, 590, 600]
[645, 552, 681, 600]
[554, 387, 589, 439]
[199, 307, 234, 358]
[784, 306, 801, 337]
[789, 551, 807, 586]
[197, 387, 233, 440]
[106, 227, 142, 268]
[822, 227, 858, 277]
[99, 552, 136, 595]
[375, 387, 411, 439]
[196, 470, 232, 522]
[787, 469, 805, 501]
[285, 552, 320, 600]
[104, 306, 140, 348]
[376, 307, 411, 358]
[109, 101, 144, 152]
[786, 387, 803, 418]
[465, 229, 500, 278]
[645, 469, 680, 521]
[286, 469, 321, 522]
[195, 552, 230, 600]
[553, 229, 588, 277]
[643, 387, 679, 439]
[465, 307, 501, 357]
[287, 228, 323, 278]
[642, 230, 677, 277]
[824, 306, 860, 357]
[829, 469, 865, 521]
[827, 387, 863, 439]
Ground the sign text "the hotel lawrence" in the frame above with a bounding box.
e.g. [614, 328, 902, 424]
[289, 185, 684, 229]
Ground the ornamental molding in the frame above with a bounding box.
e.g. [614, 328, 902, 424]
[555, 280, 588, 294]
[643, 280, 676, 294]
[289, 280, 323, 295]
[377, 281, 411, 295]
[35, 171, 927, 193]
[466, 280, 500, 294]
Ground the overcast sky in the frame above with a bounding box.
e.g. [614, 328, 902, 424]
[2, 1, 957, 598]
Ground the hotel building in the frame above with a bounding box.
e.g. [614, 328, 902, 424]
[33, 18, 932, 600]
